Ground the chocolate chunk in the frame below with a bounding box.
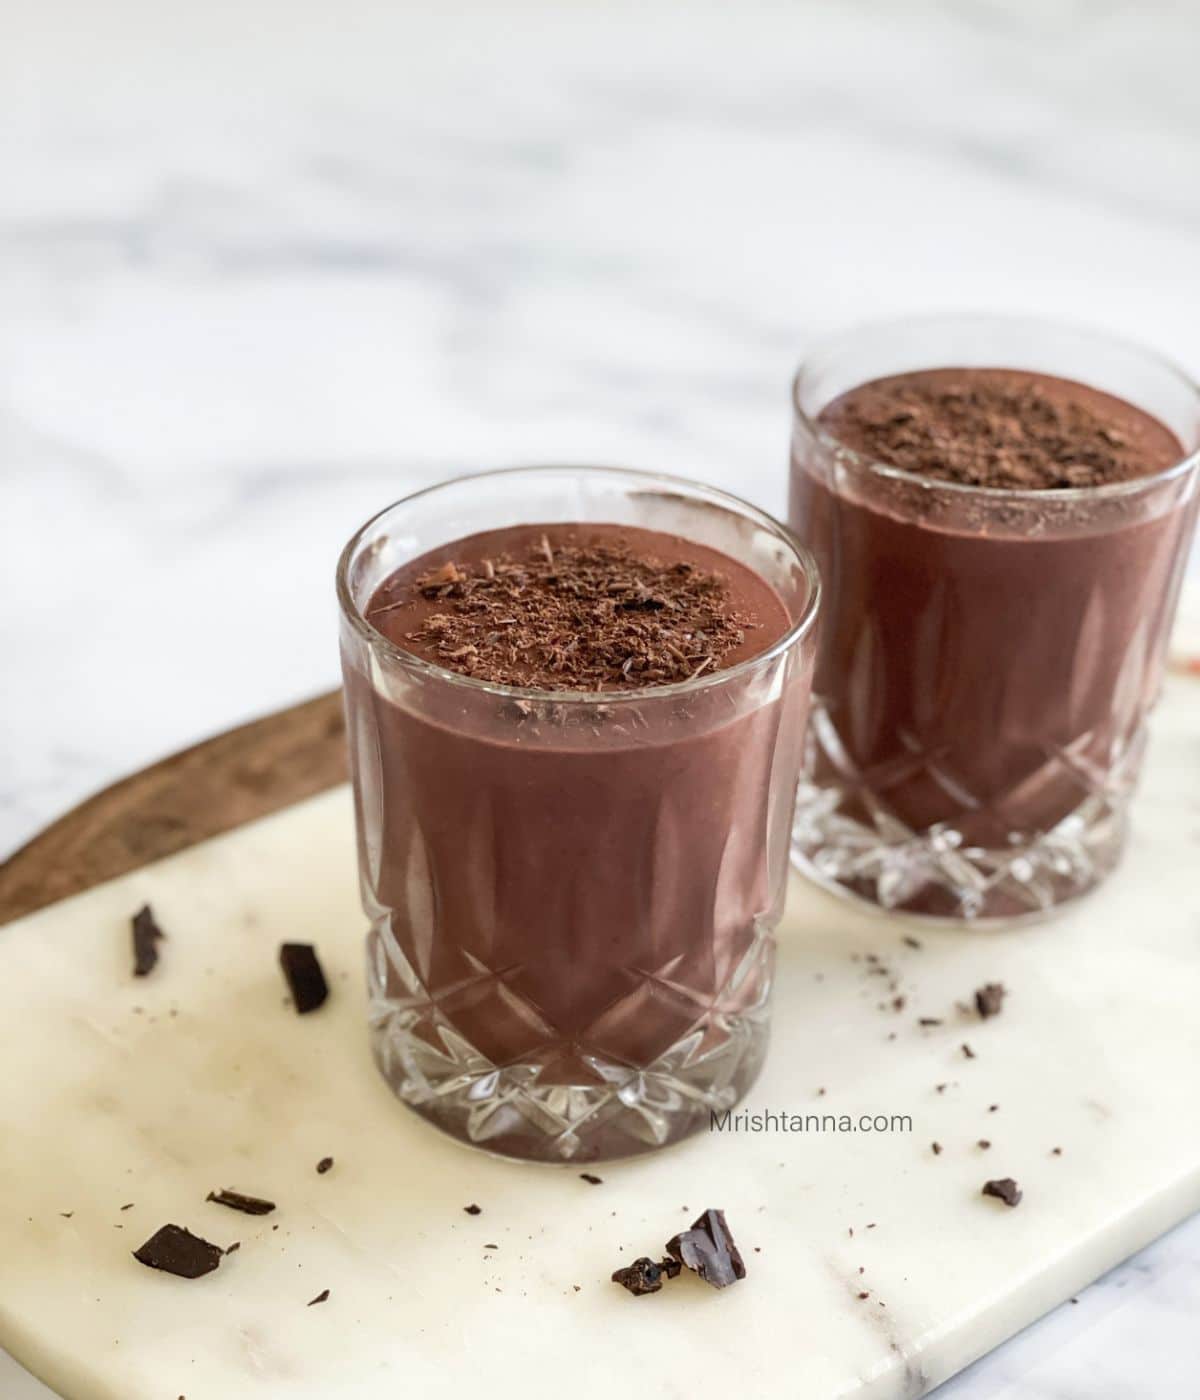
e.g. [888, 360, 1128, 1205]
[611, 1257, 665, 1296]
[133, 1225, 224, 1279]
[316, 1157, 334, 1175]
[982, 1178, 1022, 1208]
[665, 1208, 746, 1289]
[132, 904, 166, 977]
[975, 983, 1006, 1019]
[464, 1203, 482, 1215]
[206, 1189, 276, 1217]
[579, 1172, 603, 1185]
[279, 943, 329, 1014]
[307, 1289, 330, 1306]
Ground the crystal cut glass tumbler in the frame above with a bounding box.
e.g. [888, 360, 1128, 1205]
[338, 467, 819, 1161]
[789, 316, 1200, 924]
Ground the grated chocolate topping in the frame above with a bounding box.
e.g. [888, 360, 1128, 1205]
[369, 534, 762, 691]
[818, 368, 1181, 490]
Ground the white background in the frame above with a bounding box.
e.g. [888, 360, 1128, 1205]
[2, 1, 1198, 1394]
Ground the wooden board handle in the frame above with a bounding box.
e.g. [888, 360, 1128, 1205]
[0, 691, 347, 926]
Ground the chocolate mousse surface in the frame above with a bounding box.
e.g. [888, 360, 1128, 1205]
[817, 367, 1182, 489]
[365, 522, 790, 690]
[791, 366, 1194, 913]
[344, 522, 810, 1157]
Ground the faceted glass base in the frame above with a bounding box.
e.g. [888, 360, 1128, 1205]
[366, 926, 772, 1163]
[791, 705, 1138, 924]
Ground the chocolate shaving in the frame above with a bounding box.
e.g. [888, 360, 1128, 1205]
[975, 983, 1006, 1019]
[611, 1257, 666, 1296]
[982, 1178, 1022, 1208]
[307, 1289, 330, 1307]
[132, 904, 166, 977]
[279, 943, 328, 1014]
[206, 1189, 276, 1217]
[369, 534, 759, 691]
[133, 1225, 224, 1279]
[666, 1208, 746, 1290]
[818, 369, 1180, 489]
[579, 1172, 603, 1185]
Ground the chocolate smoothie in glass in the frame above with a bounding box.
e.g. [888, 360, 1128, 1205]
[338, 468, 819, 1161]
[789, 317, 1200, 923]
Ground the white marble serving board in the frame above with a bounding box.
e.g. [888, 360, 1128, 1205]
[2, 679, 1198, 1400]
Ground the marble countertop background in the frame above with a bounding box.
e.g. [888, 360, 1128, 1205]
[2, 0, 1197, 1394]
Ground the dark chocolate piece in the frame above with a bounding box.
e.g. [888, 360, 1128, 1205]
[316, 1157, 334, 1175]
[579, 1173, 603, 1185]
[982, 1178, 1022, 1208]
[133, 1224, 224, 1279]
[611, 1257, 665, 1296]
[975, 983, 1006, 1019]
[206, 1189, 276, 1217]
[659, 1255, 682, 1279]
[665, 1208, 746, 1289]
[132, 904, 166, 977]
[464, 1203, 482, 1215]
[307, 1289, 330, 1306]
[279, 943, 329, 1014]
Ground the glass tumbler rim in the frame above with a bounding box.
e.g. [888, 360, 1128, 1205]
[336, 462, 822, 706]
[792, 311, 1200, 506]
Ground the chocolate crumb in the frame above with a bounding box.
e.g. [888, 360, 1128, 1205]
[988, 1104, 999, 1113]
[982, 1178, 1022, 1208]
[133, 1224, 224, 1279]
[902, 936, 922, 949]
[978, 1140, 991, 1150]
[464, 1204, 482, 1216]
[579, 1173, 603, 1185]
[225, 1242, 241, 1255]
[975, 983, 1006, 1019]
[611, 1257, 666, 1296]
[206, 1189, 276, 1217]
[932, 1142, 942, 1156]
[666, 1208, 746, 1289]
[818, 369, 1179, 490]
[132, 904, 166, 977]
[316, 1157, 334, 1175]
[279, 944, 328, 1014]
[307, 1289, 330, 1307]
[962, 1043, 977, 1059]
[1052, 1147, 1063, 1156]
[857, 1291, 869, 1300]
[918, 1017, 942, 1027]
[371, 533, 760, 691]
[120, 1203, 135, 1211]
